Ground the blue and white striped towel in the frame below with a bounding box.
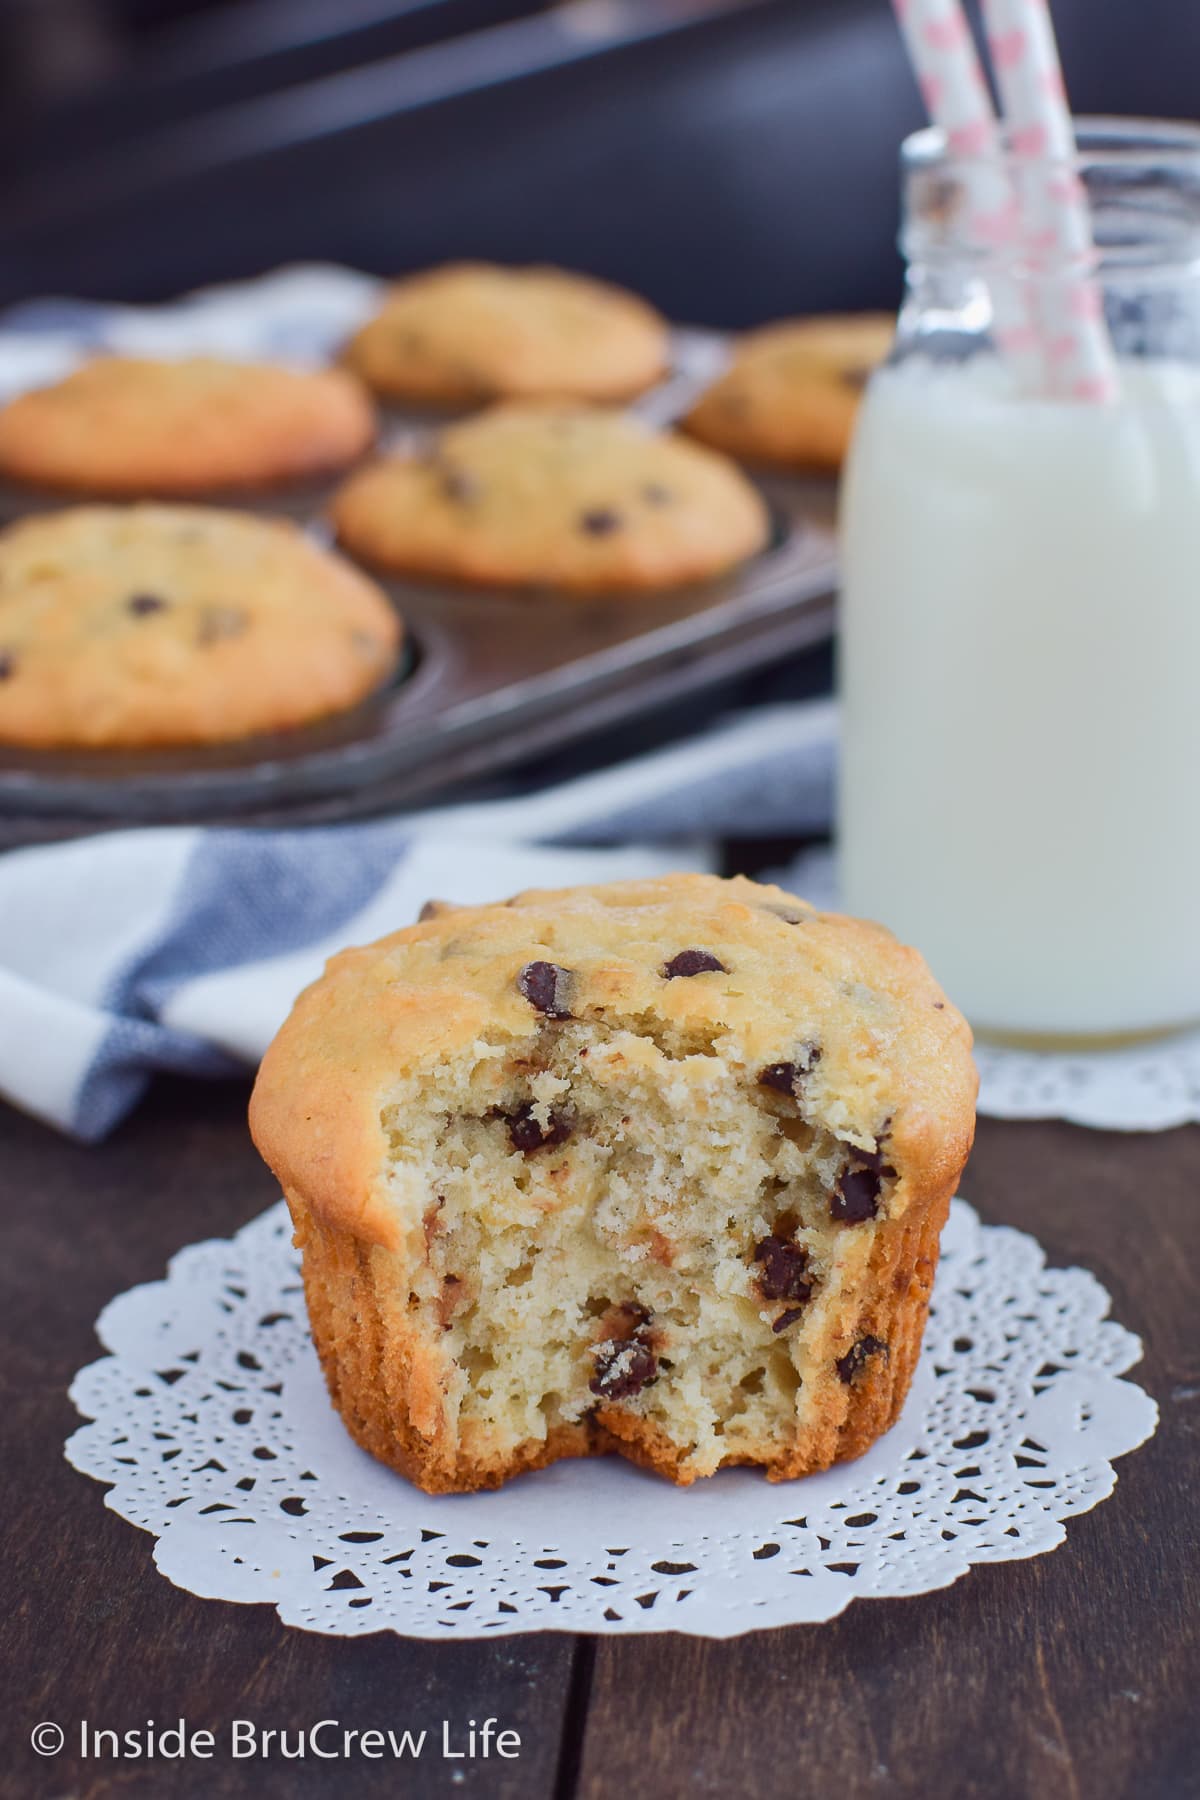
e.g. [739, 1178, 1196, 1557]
[0, 701, 836, 1140]
[0, 264, 387, 397]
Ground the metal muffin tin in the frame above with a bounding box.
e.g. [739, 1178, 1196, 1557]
[0, 333, 839, 829]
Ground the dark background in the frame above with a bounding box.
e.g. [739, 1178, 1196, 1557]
[2, 0, 1199, 322]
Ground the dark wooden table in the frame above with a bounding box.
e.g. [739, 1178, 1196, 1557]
[2, 1076, 1197, 1800]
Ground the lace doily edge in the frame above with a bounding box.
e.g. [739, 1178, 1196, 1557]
[62, 1372, 1160, 1639]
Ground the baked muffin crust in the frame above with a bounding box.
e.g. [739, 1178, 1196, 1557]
[0, 504, 401, 747]
[344, 262, 668, 405]
[0, 355, 376, 496]
[685, 315, 895, 469]
[251, 874, 977, 1492]
[331, 405, 770, 592]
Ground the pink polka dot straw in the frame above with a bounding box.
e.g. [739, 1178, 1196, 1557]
[979, 0, 1117, 400]
[890, 0, 1117, 401]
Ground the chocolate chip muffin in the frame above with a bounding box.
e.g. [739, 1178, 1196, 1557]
[0, 355, 376, 496]
[344, 261, 669, 405]
[684, 315, 895, 470]
[330, 404, 770, 593]
[250, 873, 977, 1494]
[0, 505, 401, 747]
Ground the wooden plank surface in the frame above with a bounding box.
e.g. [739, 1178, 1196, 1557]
[1, 1080, 1196, 1799]
[577, 1116, 1200, 1800]
[0, 1076, 576, 1800]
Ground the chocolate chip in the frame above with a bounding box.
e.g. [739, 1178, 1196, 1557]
[127, 592, 167, 616]
[759, 1063, 798, 1095]
[753, 1236, 813, 1304]
[836, 1336, 889, 1384]
[641, 483, 672, 505]
[831, 1164, 883, 1224]
[441, 466, 480, 503]
[762, 903, 809, 925]
[662, 949, 727, 979]
[517, 960, 574, 1020]
[0, 652, 13, 681]
[589, 1303, 657, 1399]
[933, 1001, 945, 1010]
[196, 605, 247, 646]
[504, 1103, 572, 1154]
[758, 1045, 820, 1100]
[773, 1307, 807, 1334]
[830, 1143, 895, 1223]
[590, 1336, 657, 1401]
[579, 508, 622, 536]
[852, 1144, 889, 1172]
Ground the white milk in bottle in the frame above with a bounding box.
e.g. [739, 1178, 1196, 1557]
[838, 122, 1200, 1040]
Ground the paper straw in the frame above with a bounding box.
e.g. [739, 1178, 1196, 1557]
[890, 0, 1046, 390]
[979, 0, 1117, 400]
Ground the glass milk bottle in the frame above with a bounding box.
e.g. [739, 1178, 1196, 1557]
[839, 120, 1200, 1043]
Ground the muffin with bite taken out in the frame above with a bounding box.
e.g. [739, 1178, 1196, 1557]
[250, 873, 976, 1493]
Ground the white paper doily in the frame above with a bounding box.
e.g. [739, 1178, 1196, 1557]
[65, 1198, 1157, 1640]
[778, 849, 1200, 1132]
[970, 1034, 1200, 1132]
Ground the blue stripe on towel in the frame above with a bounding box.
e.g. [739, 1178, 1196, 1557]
[72, 1022, 240, 1144]
[72, 825, 406, 1140]
[0, 300, 113, 338]
[136, 824, 408, 1008]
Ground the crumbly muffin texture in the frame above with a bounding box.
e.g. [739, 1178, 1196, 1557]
[344, 261, 669, 405]
[0, 504, 401, 748]
[330, 404, 770, 592]
[0, 355, 376, 496]
[685, 314, 895, 469]
[250, 874, 976, 1494]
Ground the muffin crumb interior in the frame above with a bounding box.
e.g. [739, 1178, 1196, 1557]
[376, 1011, 891, 1482]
